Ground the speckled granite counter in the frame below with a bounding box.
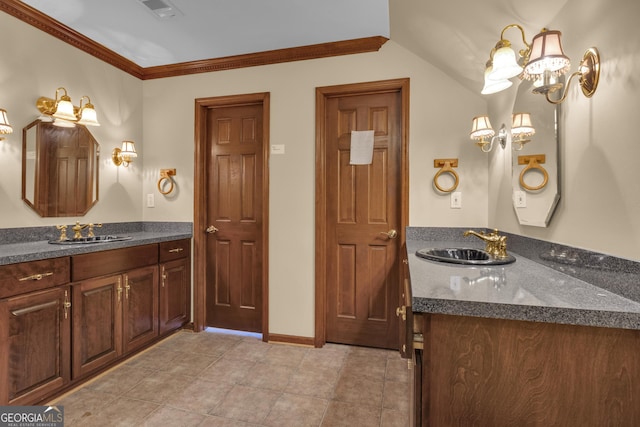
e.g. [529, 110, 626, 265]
[0, 222, 192, 266]
[406, 227, 640, 330]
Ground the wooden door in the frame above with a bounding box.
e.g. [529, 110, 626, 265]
[159, 258, 190, 334]
[205, 101, 265, 333]
[318, 80, 408, 349]
[72, 275, 122, 379]
[123, 266, 158, 353]
[0, 286, 70, 405]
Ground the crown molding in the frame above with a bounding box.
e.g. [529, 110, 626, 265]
[0, 0, 388, 80]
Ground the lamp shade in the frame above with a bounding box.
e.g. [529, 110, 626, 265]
[77, 104, 100, 126]
[121, 141, 138, 158]
[470, 116, 495, 140]
[523, 29, 570, 80]
[511, 113, 535, 137]
[0, 109, 12, 135]
[488, 41, 523, 81]
[53, 95, 77, 121]
[481, 61, 513, 94]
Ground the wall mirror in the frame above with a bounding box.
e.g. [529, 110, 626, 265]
[510, 79, 560, 227]
[22, 119, 99, 217]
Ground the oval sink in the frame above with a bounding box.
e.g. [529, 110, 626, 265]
[416, 248, 516, 265]
[48, 235, 133, 245]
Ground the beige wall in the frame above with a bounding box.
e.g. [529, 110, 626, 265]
[0, 12, 143, 228]
[141, 41, 488, 338]
[488, 0, 640, 260]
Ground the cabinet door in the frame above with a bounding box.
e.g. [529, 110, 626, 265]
[72, 275, 122, 379]
[123, 265, 158, 353]
[0, 286, 70, 405]
[159, 258, 190, 334]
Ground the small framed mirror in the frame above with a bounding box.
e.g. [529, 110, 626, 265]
[22, 120, 100, 217]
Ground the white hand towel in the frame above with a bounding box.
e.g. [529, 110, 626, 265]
[349, 130, 375, 165]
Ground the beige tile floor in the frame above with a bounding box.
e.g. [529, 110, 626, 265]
[52, 329, 411, 426]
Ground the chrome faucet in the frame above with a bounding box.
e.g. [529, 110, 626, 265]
[464, 229, 509, 259]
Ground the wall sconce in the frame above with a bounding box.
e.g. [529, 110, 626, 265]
[482, 25, 600, 104]
[511, 112, 535, 150]
[470, 115, 507, 153]
[0, 109, 13, 140]
[112, 141, 138, 167]
[36, 87, 101, 127]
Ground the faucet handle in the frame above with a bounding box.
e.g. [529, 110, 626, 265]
[87, 223, 102, 238]
[56, 225, 68, 241]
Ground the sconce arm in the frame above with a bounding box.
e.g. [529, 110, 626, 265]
[499, 24, 531, 60]
[545, 71, 582, 105]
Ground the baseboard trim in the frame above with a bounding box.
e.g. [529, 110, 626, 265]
[268, 334, 315, 347]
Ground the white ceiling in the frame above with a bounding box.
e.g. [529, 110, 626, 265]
[21, 0, 390, 68]
[20, 0, 601, 94]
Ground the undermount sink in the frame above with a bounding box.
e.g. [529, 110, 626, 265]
[48, 235, 132, 245]
[416, 248, 516, 265]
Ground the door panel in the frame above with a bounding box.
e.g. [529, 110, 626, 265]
[324, 88, 403, 349]
[123, 265, 158, 353]
[206, 103, 263, 333]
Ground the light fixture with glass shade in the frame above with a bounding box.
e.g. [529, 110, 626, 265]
[481, 60, 513, 95]
[36, 87, 101, 126]
[112, 140, 138, 167]
[470, 115, 507, 153]
[0, 109, 13, 140]
[511, 112, 535, 150]
[480, 26, 601, 104]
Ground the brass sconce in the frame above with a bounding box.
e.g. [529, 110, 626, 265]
[470, 115, 507, 153]
[0, 108, 13, 140]
[112, 141, 138, 167]
[36, 87, 101, 127]
[511, 112, 535, 150]
[482, 25, 600, 104]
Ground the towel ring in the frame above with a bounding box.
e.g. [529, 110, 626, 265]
[157, 169, 177, 195]
[518, 155, 548, 191]
[433, 158, 459, 193]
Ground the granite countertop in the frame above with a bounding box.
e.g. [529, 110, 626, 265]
[406, 236, 640, 330]
[0, 222, 192, 266]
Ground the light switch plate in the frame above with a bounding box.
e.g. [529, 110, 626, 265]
[450, 192, 462, 209]
[146, 193, 155, 208]
[271, 144, 285, 154]
[514, 191, 526, 208]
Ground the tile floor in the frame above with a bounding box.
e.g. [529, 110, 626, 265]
[52, 329, 411, 426]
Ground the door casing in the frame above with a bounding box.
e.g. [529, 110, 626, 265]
[193, 92, 270, 340]
[315, 78, 410, 348]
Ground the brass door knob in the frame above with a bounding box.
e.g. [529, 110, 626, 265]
[380, 229, 398, 239]
[396, 306, 406, 321]
[206, 225, 219, 234]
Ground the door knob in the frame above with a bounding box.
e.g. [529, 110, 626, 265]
[206, 225, 219, 234]
[380, 229, 398, 239]
[396, 306, 406, 321]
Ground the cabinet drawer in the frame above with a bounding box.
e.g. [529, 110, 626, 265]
[0, 257, 70, 298]
[72, 244, 158, 281]
[159, 239, 190, 262]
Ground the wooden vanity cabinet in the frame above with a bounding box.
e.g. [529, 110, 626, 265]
[71, 245, 159, 379]
[410, 313, 640, 426]
[0, 258, 71, 405]
[158, 239, 191, 334]
[1, 238, 191, 405]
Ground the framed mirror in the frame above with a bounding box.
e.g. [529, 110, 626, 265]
[22, 120, 100, 217]
[510, 80, 560, 227]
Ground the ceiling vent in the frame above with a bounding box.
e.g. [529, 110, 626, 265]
[137, 0, 183, 20]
